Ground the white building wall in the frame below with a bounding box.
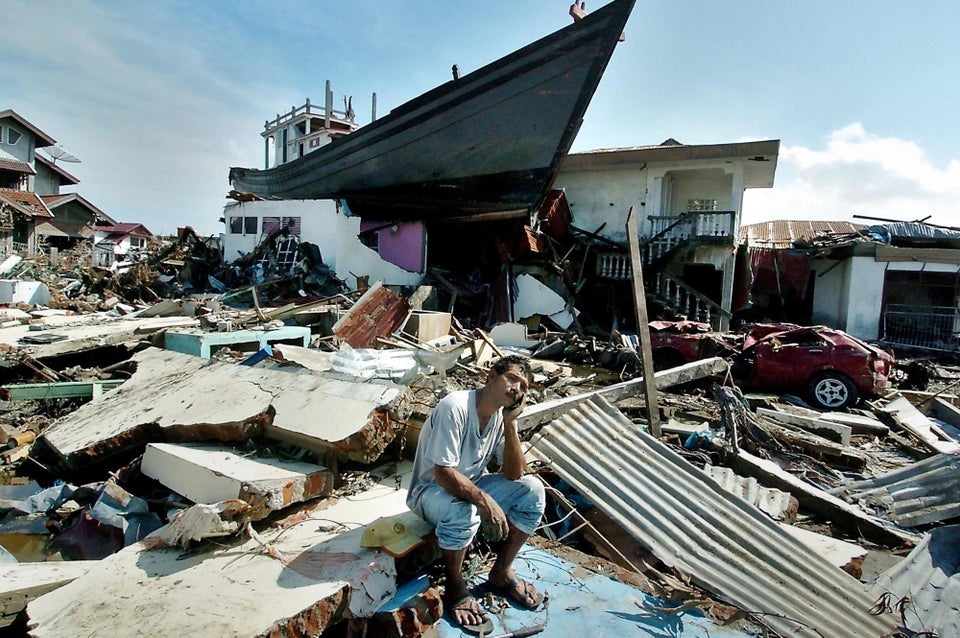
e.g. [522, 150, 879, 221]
[552, 168, 646, 245]
[843, 257, 885, 339]
[221, 199, 423, 288]
[810, 257, 847, 328]
[811, 256, 885, 340]
[554, 160, 742, 245]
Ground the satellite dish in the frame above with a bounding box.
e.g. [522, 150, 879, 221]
[44, 145, 82, 164]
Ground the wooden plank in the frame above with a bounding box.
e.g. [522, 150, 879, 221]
[625, 207, 660, 436]
[881, 396, 960, 454]
[518, 357, 727, 432]
[757, 407, 852, 446]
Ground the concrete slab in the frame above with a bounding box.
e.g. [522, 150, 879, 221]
[0, 560, 98, 628]
[164, 326, 311, 358]
[27, 467, 416, 637]
[40, 348, 409, 468]
[141, 443, 334, 519]
[782, 524, 867, 578]
[0, 313, 199, 360]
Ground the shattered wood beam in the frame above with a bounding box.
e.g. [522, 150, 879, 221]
[726, 448, 917, 548]
[625, 206, 661, 436]
[754, 414, 866, 470]
[756, 408, 852, 446]
[518, 357, 727, 433]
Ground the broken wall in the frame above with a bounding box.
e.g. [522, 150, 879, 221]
[221, 199, 424, 288]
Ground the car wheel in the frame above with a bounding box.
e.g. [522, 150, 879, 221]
[807, 371, 858, 410]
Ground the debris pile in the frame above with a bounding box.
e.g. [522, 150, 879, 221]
[0, 270, 957, 637]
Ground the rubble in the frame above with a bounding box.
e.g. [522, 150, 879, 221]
[0, 151, 958, 638]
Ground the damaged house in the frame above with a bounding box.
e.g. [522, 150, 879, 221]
[742, 219, 960, 352]
[553, 138, 780, 331]
[0, 109, 128, 259]
[5, 3, 960, 637]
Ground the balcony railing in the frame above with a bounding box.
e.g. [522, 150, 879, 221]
[643, 211, 736, 266]
[881, 304, 960, 352]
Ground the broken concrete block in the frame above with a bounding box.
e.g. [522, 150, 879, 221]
[0, 560, 98, 628]
[141, 443, 333, 519]
[27, 468, 415, 637]
[366, 578, 443, 638]
[781, 524, 867, 579]
[39, 348, 410, 468]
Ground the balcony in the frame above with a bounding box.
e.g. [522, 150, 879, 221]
[643, 211, 736, 267]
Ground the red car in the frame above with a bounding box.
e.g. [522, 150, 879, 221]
[648, 322, 895, 410]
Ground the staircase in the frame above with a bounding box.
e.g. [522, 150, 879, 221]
[596, 211, 735, 328]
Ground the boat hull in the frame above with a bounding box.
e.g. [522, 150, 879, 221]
[229, 0, 635, 220]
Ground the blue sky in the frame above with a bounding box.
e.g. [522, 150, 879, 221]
[4, 0, 959, 235]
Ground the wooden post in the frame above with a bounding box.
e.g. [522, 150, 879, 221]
[625, 207, 661, 436]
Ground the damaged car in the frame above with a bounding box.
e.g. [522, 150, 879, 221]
[733, 324, 895, 410]
[648, 322, 896, 410]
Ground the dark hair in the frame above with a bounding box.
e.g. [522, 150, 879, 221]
[491, 354, 532, 384]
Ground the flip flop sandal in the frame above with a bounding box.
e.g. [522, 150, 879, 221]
[487, 577, 544, 610]
[449, 595, 494, 635]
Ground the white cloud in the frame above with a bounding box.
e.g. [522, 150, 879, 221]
[743, 123, 960, 226]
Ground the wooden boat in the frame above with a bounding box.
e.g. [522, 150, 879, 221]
[229, 0, 635, 220]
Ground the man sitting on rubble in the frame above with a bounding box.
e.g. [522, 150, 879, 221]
[407, 354, 546, 632]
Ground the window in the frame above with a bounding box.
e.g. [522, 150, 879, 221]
[282, 216, 301, 235]
[129, 236, 147, 249]
[5, 128, 21, 145]
[229, 216, 258, 234]
[262, 217, 280, 234]
[687, 198, 718, 212]
[261, 216, 299, 236]
[358, 229, 380, 252]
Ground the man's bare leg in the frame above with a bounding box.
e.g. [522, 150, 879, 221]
[442, 547, 488, 627]
[487, 525, 541, 607]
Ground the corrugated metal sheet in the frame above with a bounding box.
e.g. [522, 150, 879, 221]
[740, 220, 864, 249]
[828, 453, 960, 527]
[870, 525, 960, 636]
[701, 465, 797, 522]
[527, 395, 894, 638]
[332, 281, 410, 349]
[868, 221, 960, 242]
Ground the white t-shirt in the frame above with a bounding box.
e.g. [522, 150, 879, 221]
[406, 390, 505, 509]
